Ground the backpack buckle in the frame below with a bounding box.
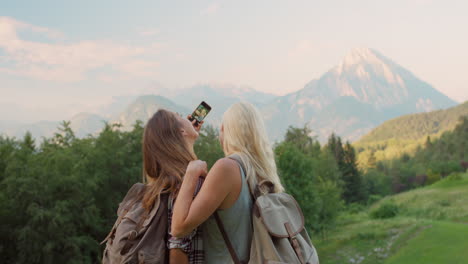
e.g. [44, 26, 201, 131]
[128, 230, 138, 240]
[285, 222, 306, 264]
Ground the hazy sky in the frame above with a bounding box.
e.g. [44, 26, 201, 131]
[1, 0, 467, 122]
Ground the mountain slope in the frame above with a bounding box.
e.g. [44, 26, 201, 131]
[161, 83, 276, 107]
[111, 95, 190, 130]
[303, 48, 455, 110]
[307, 96, 383, 142]
[4, 120, 59, 141]
[262, 47, 457, 143]
[164, 83, 277, 127]
[358, 101, 468, 143]
[69, 113, 108, 138]
[0, 112, 108, 140]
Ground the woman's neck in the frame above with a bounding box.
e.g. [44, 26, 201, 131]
[187, 142, 196, 158]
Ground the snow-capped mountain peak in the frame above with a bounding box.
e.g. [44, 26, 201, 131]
[261, 47, 457, 142]
[340, 47, 381, 67]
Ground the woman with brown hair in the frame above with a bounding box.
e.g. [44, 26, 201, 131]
[142, 109, 205, 264]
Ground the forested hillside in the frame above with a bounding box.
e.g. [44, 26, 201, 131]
[359, 116, 467, 197]
[355, 101, 468, 167]
[358, 101, 468, 143]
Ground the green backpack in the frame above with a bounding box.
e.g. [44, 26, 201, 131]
[214, 155, 320, 264]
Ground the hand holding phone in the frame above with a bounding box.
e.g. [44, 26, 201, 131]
[187, 114, 204, 132]
[188, 101, 211, 127]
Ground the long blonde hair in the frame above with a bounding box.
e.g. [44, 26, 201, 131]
[222, 101, 284, 193]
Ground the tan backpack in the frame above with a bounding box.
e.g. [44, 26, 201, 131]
[101, 183, 169, 264]
[214, 156, 320, 264]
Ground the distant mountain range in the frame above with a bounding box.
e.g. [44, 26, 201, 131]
[0, 48, 459, 143]
[149, 83, 276, 126]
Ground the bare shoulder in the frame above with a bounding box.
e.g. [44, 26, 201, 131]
[208, 158, 239, 180]
[212, 157, 238, 172]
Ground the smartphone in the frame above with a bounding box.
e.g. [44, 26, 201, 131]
[189, 101, 212, 126]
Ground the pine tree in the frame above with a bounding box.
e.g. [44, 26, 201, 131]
[326, 135, 365, 203]
[368, 150, 377, 168]
[284, 125, 320, 157]
[342, 142, 366, 203]
[327, 133, 346, 171]
[21, 131, 36, 152]
[425, 135, 432, 149]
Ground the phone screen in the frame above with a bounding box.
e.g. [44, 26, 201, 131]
[191, 101, 211, 122]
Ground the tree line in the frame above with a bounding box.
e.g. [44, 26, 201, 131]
[1, 116, 466, 263]
[361, 116, 468, 196]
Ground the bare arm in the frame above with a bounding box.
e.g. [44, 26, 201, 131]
[171, 158, 240, 237]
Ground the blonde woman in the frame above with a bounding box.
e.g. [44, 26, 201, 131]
[171, 101, 284, 263]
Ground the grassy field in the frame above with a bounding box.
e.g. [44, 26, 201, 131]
[315, 171, 468, 264]
[384, 221, 468, 264]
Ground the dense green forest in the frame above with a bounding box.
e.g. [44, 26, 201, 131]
[360, 116, 468, 196]
[0, 114, 467, 263]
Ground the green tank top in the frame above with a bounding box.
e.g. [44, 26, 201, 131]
[202, 159, 253, 263]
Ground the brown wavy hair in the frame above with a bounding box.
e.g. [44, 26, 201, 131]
[142, 109, 196, 210]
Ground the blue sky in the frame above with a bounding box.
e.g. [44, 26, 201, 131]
[1, 0, 467, 122]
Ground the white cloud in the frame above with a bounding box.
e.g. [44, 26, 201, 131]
[0, 16, 161, 82]
[200, 3, 220, 15]
[0, 16, 63, 39]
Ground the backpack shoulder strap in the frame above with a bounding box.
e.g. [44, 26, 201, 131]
[227, 154, 275, 199]
[214, 212, 244, 264]
[227, 154, 254, 197]
[227, 154, 247, 175]
[216, 154, 248, 264]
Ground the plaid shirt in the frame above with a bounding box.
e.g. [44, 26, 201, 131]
[167, 178, 205, 263]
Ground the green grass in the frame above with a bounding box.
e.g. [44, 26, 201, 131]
[315, 172, 468, 264]
[384, 221, 468, 264]
[371, 172, 468, 222]
[315, 216, 420, 264]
